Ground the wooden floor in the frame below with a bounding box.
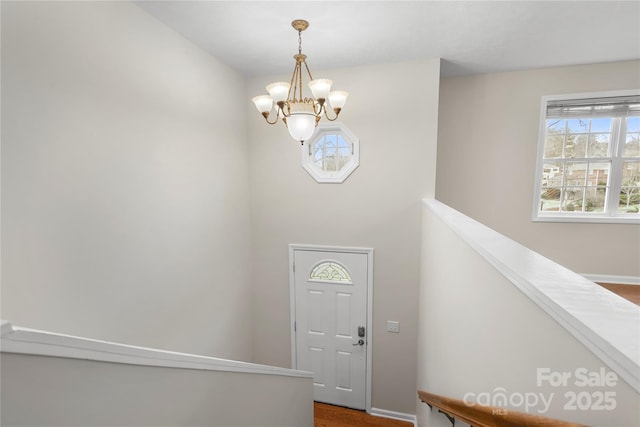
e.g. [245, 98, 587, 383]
[597, 283, 640, 305]
[314, 402, 413, 427]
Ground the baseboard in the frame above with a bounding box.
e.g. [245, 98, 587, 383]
[582, 274, 640, 285]
[370, 407, 417, 426]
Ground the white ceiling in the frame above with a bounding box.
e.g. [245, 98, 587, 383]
[135, 1, 640, 78]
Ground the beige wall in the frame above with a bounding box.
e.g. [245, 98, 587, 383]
[1, 353, 313, 426]
[1, 2, 254, 360]
[1, 2, 440, 415]
[436, 61, 640, 277]
[247, 59, 440, 414]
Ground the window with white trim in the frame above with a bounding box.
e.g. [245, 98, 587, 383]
[533, 91, 640, 223]
[301, 124, 359, 183]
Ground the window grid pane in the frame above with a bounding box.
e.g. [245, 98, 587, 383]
[561, 187, 585, 212]
[619, 160, 640, 213]
[312, 134, 351, 172]
[540, 187, 561, 212]
[540, 159, 611, 213]
[624, 133, 640, 158]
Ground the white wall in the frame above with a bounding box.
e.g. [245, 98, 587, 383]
[436, 61, 640, 277]
[1, 1, 253, 360]
[417, 203, 640, 427]
[247, 59, 440, 414]
[1, 353, 313, 427]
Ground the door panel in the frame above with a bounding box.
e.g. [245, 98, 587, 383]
[293, 249, 368, 410]
[336, 293, 352, 337]
[308, 290, 325, 333]
[309, 347, 325, 385]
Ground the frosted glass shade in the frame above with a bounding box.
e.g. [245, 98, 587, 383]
[266, 82, 290, 103]
[308, 79, 332, 100]
[252, 95, 273, 113]
[287, 102, 316, 142]
[328, 91, 349, 110]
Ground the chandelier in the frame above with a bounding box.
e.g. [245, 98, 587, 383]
[252, 19, 348, 144]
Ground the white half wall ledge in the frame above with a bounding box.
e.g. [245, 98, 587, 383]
[422, 199, 640, 393]
[0, 320, 313, 379]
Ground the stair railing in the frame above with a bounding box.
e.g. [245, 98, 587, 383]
[418, 390, 586, 427]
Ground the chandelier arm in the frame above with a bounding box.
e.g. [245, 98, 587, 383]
[302, 59, 314, 82]
[288, 61, 299, 101]
[323, 107, 341, 121]
[262, 111, 280, 125]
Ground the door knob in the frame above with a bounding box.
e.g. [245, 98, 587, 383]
[352, 339, 364, 346]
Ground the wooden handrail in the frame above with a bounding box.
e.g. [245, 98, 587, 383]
[418, 390, 587, 427]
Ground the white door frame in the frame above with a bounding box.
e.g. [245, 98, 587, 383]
[289, 244, 374, 413]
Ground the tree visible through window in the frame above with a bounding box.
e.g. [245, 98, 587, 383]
[534, 91, 640, 222]
[313, 134, 351, 172]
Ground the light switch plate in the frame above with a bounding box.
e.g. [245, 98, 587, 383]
[387, 321, 399, 333]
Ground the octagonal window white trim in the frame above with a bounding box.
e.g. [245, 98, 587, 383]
[301, 123, 359, 183]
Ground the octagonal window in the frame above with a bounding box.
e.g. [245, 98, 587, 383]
[302, 123, 359, 183]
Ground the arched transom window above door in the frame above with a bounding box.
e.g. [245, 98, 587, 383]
[302, 124, 359, 183]
[309, 261, 353, 284]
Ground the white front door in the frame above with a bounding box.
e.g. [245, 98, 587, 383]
[290, 246, 371, 410]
